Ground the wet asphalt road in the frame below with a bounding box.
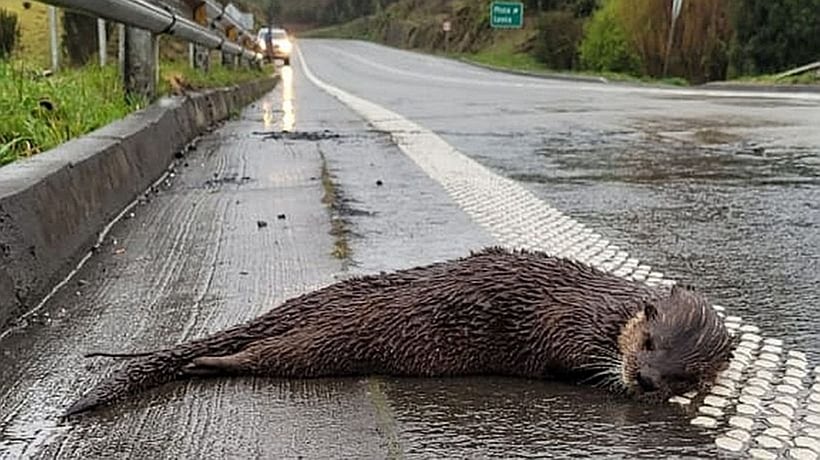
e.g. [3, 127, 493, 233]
[1, 39, 818, 458]
[299, 39, 819, 353]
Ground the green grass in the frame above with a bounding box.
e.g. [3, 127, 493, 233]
[454, 52, 689, 86]
[458, 48, 547, 72]
[0, 59, 271, 166]
[0, 1, 271, 166]
[731, 72, 819, 85]
[318, 149, 351, 261]
[158, 60, 270, 95]
[0, 61, 142, 165]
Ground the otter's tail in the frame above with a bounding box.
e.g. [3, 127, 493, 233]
[65, 349, 190, 416]
[66, 318, 282, 416]
[66, 290, 315, 416]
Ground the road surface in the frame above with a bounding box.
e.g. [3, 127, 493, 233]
[1, 39, 818, 459]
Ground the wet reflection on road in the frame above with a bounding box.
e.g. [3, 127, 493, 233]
[486, 129, 820, 356]
[382, 377, 716, 458]
[260, 66, 294, 132]
[281, 66, 295, 132]
[261, 98, 275, 130]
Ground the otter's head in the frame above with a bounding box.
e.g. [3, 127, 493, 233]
[618, 286, 733, 399]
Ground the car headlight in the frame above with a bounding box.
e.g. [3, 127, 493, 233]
[278, 40, 292, 53]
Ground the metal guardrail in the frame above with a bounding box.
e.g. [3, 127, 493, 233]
[775, 61, 820, 80]
[198, 0, 254, 45]
[39, 0, 260, 61]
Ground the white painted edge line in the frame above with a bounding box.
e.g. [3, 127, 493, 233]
[309, 41, 820, 102]
[296, 45, 815, 456]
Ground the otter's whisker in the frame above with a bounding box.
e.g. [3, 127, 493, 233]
[585, 345, 622, 360]
[576, 360, 621, 371]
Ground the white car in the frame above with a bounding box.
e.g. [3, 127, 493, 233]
[257, 27, 292, 65]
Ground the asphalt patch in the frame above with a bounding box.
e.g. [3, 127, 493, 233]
[203, 174, 253, 188]
[254, 130, 342, 141]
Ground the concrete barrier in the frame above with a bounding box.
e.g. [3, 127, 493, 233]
[0, 77, 278, 328]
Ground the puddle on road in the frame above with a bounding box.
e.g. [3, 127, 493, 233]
[511, 128, 819, 188]
[645, 93, 818, 109]
[479, 126, 820, 358]
[381, 377, 715, 458]
[281, 66, 295, 132]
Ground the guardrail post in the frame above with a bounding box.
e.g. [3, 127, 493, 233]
[154, 35, 161, 92]
[192, 3, 210, 70]
[97, 18, 107, 66]
[118, 23, 125, 75]
[48, 6, 60, 71]
[123, 27, 156, 99]
[240, 37, 251, 69]
[221, 26, 238, 68]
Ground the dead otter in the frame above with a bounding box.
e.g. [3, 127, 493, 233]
[66, 247, 732, 415]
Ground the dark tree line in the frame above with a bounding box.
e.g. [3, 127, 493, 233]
[271, 0, 398, 26]
[729, 0, 820, 75]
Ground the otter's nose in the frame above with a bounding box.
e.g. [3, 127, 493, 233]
[636, 371, 659, 392]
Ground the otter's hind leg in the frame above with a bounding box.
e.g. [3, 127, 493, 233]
[184, 330, 361, 378]
[182, 354, 254, 376]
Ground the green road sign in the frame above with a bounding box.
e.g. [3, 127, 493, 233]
[490, 1, 523, 29]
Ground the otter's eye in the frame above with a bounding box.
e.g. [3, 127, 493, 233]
[644, 336, 654, 351]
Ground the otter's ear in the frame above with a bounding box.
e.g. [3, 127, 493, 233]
[643, 301, 658, 321]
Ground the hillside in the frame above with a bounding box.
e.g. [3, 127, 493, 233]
[302, 0, 544, 70]
[304, 1, 523, 51]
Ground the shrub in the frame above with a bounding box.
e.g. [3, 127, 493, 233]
[532, 10, 584, 70]
[0, 9, 20, 60]
[578, 0, 641, 75]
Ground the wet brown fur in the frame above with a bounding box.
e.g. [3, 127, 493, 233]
[66, 247, 733, 415]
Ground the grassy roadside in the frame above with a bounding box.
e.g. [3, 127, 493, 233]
[158, 61, 270, 95]
[0, 62, 138, 166]
[0, 61, 269, 166]
[728, 72, 820, 85]
[446, 42, 689, 86]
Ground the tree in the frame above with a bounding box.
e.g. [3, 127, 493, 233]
[729, 0, 820, 75]
[525, 0, 599, 16]
[616, 0, 732, 82]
